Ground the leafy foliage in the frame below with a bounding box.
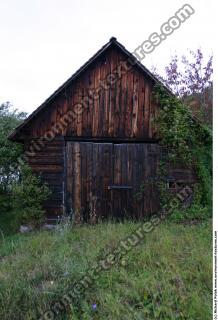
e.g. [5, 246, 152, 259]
[11, 164, 51, 227]
[155, 85, 212, 220]
[155, 87, 193, 162]
[0, 102, 26, 191]
[154, 49, 213, 126]
[152, 49, 212, 221]
[0, 102, 50, 229]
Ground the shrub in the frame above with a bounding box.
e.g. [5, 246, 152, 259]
[11, 164, 50, 227]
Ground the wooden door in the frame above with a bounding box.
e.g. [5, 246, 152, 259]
[112, 144, 159, 220]
[66, 142, 159, 222]
[66, 142, 113, 222]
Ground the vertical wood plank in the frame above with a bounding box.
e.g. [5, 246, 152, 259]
[108, 49, 115, 136]
[125, 68, 134, 137]
[132, 71, 139, 137]
[103, 52, 111, 136]
[66, 142, 73, 214]
[120, 58, 127, 137]
[73, 142, 81, 221]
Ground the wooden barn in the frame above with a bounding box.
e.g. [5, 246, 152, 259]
[9, 37, 196, 222]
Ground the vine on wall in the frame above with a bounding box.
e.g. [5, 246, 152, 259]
[154, 85, 212, 220]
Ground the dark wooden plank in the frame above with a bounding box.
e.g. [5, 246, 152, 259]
[93, 62, 101, 136]
[138, 74, 144, 137]
[99, 56, 106, 137]
[108, 49, 116, 136]
[114, 51, 120, 136]
[120, 58, 127, 137]
[86, 142, 93, 221]
[28, 157, 64, 165]
[72, 142, 82, 221]
[102, 143, 113, 219]
[132, 71, 139, 137]
[31, 165, 63, 173]
[125, 68, 134, 137]
[66, 142, 73, 215]
[103, 52, 110, 136]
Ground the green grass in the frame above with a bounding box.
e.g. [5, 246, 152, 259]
[0, 220, 212, 320]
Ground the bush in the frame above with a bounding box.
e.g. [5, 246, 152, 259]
[169, 185, 211, 223]
[11, 164, 50, 227]
[169, 205, 210, 223]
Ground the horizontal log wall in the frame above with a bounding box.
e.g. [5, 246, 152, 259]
[25, 139, 65, 218]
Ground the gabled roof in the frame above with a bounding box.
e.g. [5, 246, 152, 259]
[9, 37, 172, 141]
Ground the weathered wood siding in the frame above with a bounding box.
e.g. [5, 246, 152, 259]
[25, 139, 65, 218]
[19, 42, 197, 221]
[23, 45, 159, 140]
[66, 141, 160, 221]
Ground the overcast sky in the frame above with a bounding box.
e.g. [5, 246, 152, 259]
[0, 0, 214, 114]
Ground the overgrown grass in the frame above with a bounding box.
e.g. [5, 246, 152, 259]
[0, 220, 212, 320]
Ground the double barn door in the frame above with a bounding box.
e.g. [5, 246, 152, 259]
[66, 142, 159, 221]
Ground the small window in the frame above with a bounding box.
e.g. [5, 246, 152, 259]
[167, 181, 186, 191]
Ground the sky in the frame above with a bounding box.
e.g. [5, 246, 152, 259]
[0, 0, 214, 114]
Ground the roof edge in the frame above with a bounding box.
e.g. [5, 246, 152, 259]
[8, 36, 173, 141]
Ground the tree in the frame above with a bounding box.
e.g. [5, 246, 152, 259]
[154, 49, 213, 126]
[0, 103, 50, 229]
[0, 102, 26, 190]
